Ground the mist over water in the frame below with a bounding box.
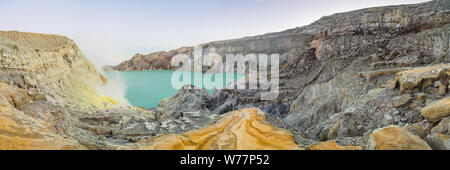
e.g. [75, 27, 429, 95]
[106, 70, 244, 109]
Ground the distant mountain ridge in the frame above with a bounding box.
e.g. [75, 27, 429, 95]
[113, 0, 449, 72]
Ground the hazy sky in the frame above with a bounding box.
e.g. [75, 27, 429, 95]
[0, 0, 429, 66]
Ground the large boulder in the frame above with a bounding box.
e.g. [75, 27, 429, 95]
[393, 64, 450, 92]
[421, 98, 450, 122]
[367, 126, 431, 150]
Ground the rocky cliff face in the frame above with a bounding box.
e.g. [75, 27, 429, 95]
[0, 31, 122, 111]
[121, 108, 301, 150]
[114, 47, 193, 71]
[115, 0, 449, 116]
[115, 0, 450, 149]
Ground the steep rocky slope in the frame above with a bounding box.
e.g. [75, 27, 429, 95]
[0, 31, 143, 149]
[0, 82, 86, 149]
[0, 32, 157, 149]
[113, 47, 193, 71]
[114, 0, 450, 149]
[0, 31, 120, 111]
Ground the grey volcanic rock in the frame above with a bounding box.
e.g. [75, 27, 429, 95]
[154, 85, 219, 134]
[0, 31, 114, 111]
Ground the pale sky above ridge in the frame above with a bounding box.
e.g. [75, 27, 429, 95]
[0, 0, 430, 66]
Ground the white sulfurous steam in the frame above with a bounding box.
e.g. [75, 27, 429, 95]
[96, 68, 131, 107]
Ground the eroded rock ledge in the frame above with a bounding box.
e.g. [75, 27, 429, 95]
[121, 108, 301, 150]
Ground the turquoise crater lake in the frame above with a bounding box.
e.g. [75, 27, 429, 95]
[106, 70, 244, 109]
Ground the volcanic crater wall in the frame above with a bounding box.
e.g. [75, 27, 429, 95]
[0, 31, 120, 110]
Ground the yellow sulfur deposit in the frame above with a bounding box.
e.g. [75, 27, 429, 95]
[103, 96, 119, 105]
[0, 83, 86, 150]
[306, 141, 362, 150]
[122, 108, 302, 150]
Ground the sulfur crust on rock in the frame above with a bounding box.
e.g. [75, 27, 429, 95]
[368, 126, 431, 150]
[0, 31, 125, 111]
[421, 98, 450, 122]
[121, 108, 302, 150]
[306, 141, 361, 150]
[0, 82, 86, 150]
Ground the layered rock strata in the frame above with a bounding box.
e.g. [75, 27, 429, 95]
[0, 31, 120, 111]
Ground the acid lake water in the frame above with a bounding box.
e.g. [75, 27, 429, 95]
[106, 70, 244, 109]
